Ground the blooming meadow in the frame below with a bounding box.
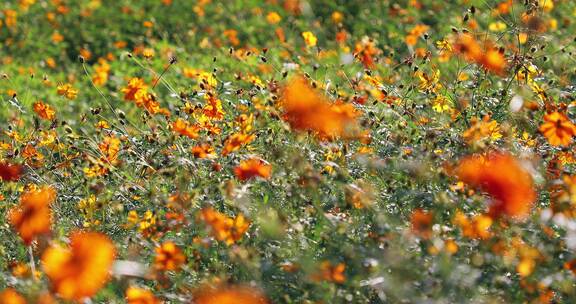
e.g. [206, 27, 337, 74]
[1, 0, 576, 303]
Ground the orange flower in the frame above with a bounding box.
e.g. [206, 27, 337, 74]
[9, 185, 56, 245]
[99, 135, 121, 164]
[201, 207, 251, 245]
[191, 144, 216, 159]
[0, 161, 23, 181]
[410, 209, 433, 239]
[126, 286, 161, 304]
[0, 288, 26, 304]
[33, 101, 56, 120]
[280, 77, 364, 140]
[194, 285, 269, 304]
[453, 33, 483, 62]
[453, 152, 536, 219]
[122, 78, 148, 101]
[313, 261, 346, 284]
[154, 241, 186, 271]
[454, 34, 506, 76]
[221, 132, 255, 156]
[539, 111, 576, 146]
[454, 211, 493, 239]
[234, 158, 272, 181]
[201, 95, 225, 120]
[56, 83, 78, 100]
[42, 231, 116, 301]
[171, 118, 199, 139]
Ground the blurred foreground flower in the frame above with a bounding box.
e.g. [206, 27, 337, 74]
[42, 231, 116, 301]
[9, 185, 56, 245]
[193, 285, 269, 304]
[453, 152, 536, 219]
[0, 288, 26, 304]
[126, 286, 161, 304]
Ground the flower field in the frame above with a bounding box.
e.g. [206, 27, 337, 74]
[1, 0, 576, 303]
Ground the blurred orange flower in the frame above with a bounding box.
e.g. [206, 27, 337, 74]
[9, 185, 56, 245]
[539, 111, 576, 146]
[0, 161, 23, 181]
[454, 211, 493, 239]
[312, 261, 346, 284]
[454, 33, 506, 76]
[154, 241, 186, 271]
[201, 207, 250, 245]
[42, 231, 116, 301]
[410, 209, 433, 239]
[0, 288, 26, 304]
[234, 158, 272, 181]
[126, 286, 161, 304]
[194, 285, 269, 304]
[280, 77, 364, 140]
[453, 152, 536, 219]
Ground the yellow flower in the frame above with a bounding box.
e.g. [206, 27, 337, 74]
[431, 95, 452, 113]
[539, 0, 554, 12]
[462, 116, 502, 144]
[142, 48, 155, 59]
[302, 31, 317, 47]
[266, 12, 281, 24]
[57, 83, 78, 100]
[488, 21, 507, 32]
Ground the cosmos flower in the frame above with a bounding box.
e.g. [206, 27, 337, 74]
[539, 111, 576, 146]
[453, 33, 506, 76]
[0, 288, 26, 304]
[234, 158, 272, 181]
[42, 231, 116, 301]
[201, 207, 251, 245]
[0, 162, 23, 181]
[194, 285, 269, 304]
[33, 101, 56, 120]
[301, 31, 317, 47]
[312, 261, 346, 284]
[9, 185, 56, 245]
[154, 241, 186, 271]
[410, 209, 434, 239]
[453, 152, 536, 220]
[126, 286, 161, 304]
[56, 83, 78, 100]
[280, 77, 364, 140]
[221, 132, 255, 156]
[172, 118, 200, 139]
[191, 143, 216, 159]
